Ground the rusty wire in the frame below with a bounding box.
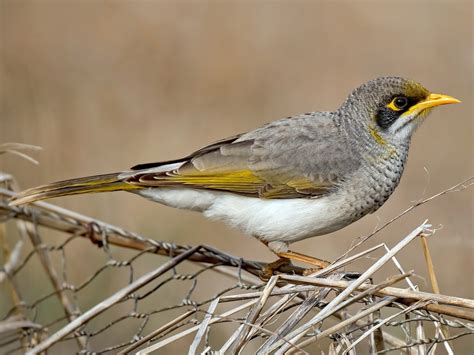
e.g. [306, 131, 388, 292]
[0, 173, 473, 354]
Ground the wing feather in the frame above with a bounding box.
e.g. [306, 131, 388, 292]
[127, 113, 357, 199]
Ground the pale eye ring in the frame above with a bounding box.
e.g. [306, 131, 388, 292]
[393, 96, 408, 110]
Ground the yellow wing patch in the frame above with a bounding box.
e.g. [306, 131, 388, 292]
[131, 170, 331, 199]
[163, 170, 263, 194]
[261, 178, 331, 198]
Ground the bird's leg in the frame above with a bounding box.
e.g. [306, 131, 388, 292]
[258, 240, 292, 278]
[275, 250, 330, 269]
[266, 240, 330, 270]
[259, 240, 330, 277]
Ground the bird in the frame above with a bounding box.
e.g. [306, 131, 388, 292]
[10, 77, 460, 269]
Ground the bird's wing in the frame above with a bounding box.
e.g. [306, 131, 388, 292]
[127, 113, 358, 199]
[130, 134, 244, 170]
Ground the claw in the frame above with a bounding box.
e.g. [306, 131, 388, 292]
[260, 257, 292, 279]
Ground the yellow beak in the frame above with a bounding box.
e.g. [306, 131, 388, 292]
[402, 93, 461, 117]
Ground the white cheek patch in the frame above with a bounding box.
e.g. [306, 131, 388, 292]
[387, 111, 425, 142]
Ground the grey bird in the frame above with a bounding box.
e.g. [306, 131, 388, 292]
[10, 77, 460, 267]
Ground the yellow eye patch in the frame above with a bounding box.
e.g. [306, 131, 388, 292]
[386, 96, 409, 112]
[386, 100, 401, 111]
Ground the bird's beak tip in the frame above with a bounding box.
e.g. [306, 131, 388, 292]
[425, 93, 461, 107]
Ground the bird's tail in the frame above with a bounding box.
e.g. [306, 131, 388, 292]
[9, 172, 141, 206]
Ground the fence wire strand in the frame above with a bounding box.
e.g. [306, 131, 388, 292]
[0, 172, 473, 354]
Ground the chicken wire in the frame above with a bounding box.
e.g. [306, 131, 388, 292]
[1, 171, 473, 354]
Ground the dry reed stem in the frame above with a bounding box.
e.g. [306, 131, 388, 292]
[257, 273, 346, 353]
[343, 300, 432, 354]
[1, 172, 473, 354]
[420, 234, 454, 354]
[219, 285, 317, 302]
[0, 316, 42, 334]
[2, 176, 88, 350]
[335, 176, 473, 263]
[271, 222, 428, 354]
[26, 246, 201, 355]
[118, 310, 195, 354]
[227, 275, 279, 353]
[421, 236, 440, 294]
[0, 223, 23, 312]
[280, 275, 474, 313]
[0, 188, 305, 279]
[189, 297, 220, 354]
[137, 299, 259, 353]
[0, 143, 42, 165]
[292, 297, 396, 353]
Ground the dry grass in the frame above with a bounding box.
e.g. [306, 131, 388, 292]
[1, 158, 473, 353]
[1, 3, 472, 353]
[1, 3, 472, 352]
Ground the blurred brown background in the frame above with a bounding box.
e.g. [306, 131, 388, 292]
[1, 0, 473, 352]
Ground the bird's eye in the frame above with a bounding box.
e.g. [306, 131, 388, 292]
[387, 96, 409, 111]
[394, 97, 408, 109]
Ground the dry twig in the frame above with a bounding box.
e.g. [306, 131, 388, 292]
[1, 172, 473, 354]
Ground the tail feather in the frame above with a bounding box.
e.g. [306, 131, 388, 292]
[9, 172, 141, 206]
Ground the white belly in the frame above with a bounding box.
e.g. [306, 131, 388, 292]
[137, 187, 351, 244]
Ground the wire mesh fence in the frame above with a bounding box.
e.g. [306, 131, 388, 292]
[1, 164, 473, 354]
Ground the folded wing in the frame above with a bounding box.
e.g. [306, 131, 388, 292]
[127, 113, 355, 199]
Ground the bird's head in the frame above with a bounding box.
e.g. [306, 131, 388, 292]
[339, 77, 460, 146]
